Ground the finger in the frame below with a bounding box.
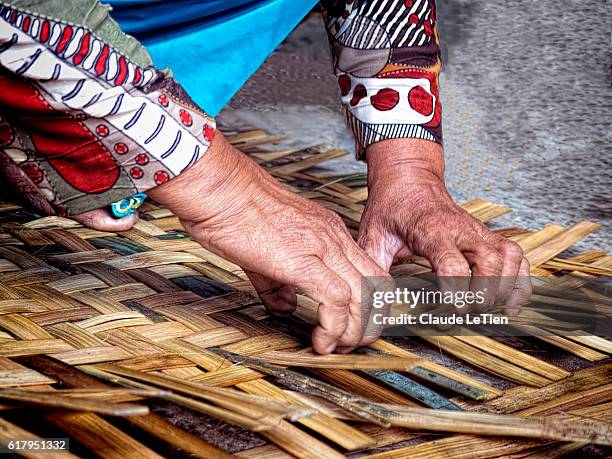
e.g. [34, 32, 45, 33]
[318, 248, 372, 352]
[73, 208, 138, 232]
[341, 233, 395, 347]
[245, 270, 296, 317]
[460, 240, 503, 312]
[334, 275, 381, 353]
[289, 257, 352, 354]
[357, 225, 398, 272]
[495, 239, 525, 303]
[427, 244, 471, 316]
[505, 258, 532, 316]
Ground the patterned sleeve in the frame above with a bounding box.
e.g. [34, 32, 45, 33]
[0, 1, 216, 216]
[321, 0, 442, 159]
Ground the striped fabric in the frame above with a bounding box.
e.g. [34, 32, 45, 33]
[324, 0, 442, 158]
[0, 1, 215, 215]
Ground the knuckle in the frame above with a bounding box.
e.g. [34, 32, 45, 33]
[328, 320, 348, 336]
[318, 244, 348, 270]
[297, 230, 325, 253]
[323, 279, 351, 306]
[287, 256, 318, 279]
[480, 249, 503, 270]
[330, 212, 345, 227]
[436, 251, 469, 275]
[501, 240, 524, 260]
[321, 210, 344, 228]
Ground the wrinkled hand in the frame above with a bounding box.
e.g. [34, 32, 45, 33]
[358, 139, 531, 314]
[149, 133, 391, 353]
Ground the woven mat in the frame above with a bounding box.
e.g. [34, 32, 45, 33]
[0, 130, 610, 458]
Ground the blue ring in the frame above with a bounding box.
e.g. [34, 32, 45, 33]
[110, 192, 148, 218]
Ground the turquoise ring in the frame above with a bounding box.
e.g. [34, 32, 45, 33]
[110, 192, 147, 218]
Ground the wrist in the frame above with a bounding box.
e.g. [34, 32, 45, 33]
[147, 132, 257, 223]
[365, 138, 445, 188]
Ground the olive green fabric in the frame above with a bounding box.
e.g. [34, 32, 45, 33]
[3, 0, 153, 67]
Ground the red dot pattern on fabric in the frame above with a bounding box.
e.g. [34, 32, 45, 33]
[114, 143, 128, 155]
[350, 85, 367, 106]
[409, 13, 419, 24]
[179, 109, 192, 127]
[56, 26, 73, 54]
[21, 16, 31, 33]
[423, 21, 433, 35]
[96, 124, 109, 137]
[135, 153, 149, 165]
[0, 125, 14, 147]
[338, 75, 351, 96]
[21, 163, 44, 184]
[132, 67, 142, 85]
[404, 0, 413, 7]
[371, 88, 400, 111]
[154, 170, 169, 184]
[115, 56, 129, 86]
[95, 43, 109, 76]
[40, 20, 50, 42]
[130, 167, 143, 179]
[158, 95, 169, 107]
[204, 125, 216, 142]
[408, 85, 434, 116]
[73, 32, 91, 65]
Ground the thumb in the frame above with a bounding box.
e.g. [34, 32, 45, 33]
[245, 270, 297, 317]
[357, 225, 400, 272]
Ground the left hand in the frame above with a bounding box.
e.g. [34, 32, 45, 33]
[358, 138, 531, 314]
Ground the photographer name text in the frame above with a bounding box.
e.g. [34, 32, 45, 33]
[373, 313, 508, 326]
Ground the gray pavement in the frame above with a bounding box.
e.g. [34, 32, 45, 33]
[219, 1, 611, 250]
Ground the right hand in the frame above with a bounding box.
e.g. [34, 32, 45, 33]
[149, 133, 391, 354]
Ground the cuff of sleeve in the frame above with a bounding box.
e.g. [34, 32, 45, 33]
[347, 112, 443, 160]
[337, 71, 443, 160]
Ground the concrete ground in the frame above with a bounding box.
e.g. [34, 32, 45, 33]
[219, 1, 611, 251]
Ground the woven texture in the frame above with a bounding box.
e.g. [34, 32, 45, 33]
[0, 130, 609, 458]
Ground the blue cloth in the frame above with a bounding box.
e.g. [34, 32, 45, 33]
[105, 0, 318, 116]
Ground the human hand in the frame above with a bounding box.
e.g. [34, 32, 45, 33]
[358, 138, 531, 315]
[149, 133, 391, 353]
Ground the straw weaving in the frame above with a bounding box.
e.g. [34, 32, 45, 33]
[0, 130, 609, 458]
